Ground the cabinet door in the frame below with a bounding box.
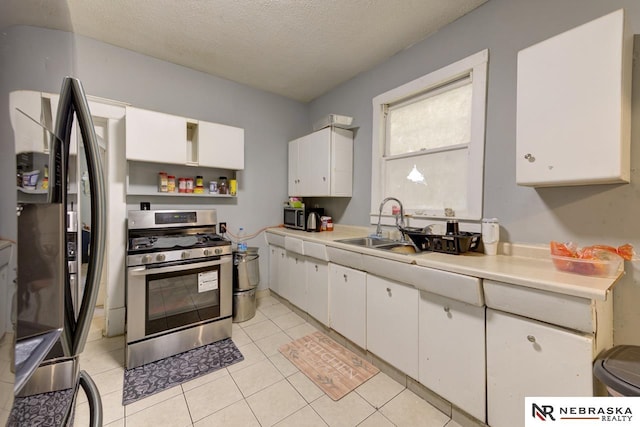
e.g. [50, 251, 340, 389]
[268, 245, 284, 296]
[330, 128, 353, 196]
[367, 275, 418, 378]
[288, 139, 300, 196]
[11, 91, 47, 154]
[286, 252, 307, 311]
[300, 128, 331, 196]
[516, 9, 631, 186]
[419, 292, 486, 422]
[329, 263, 366, 348]
[198, 121, 244, 169]
[487, 309, 594, 427]
[125, 106, 187, 164]
[306, 260, 329, 326]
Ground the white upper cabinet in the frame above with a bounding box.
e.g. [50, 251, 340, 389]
[516, 9, 632, 186]
[288, 127, 353, 197]
[126, 106, 187, 164]
[125, 106, 244, 169]
[198, 121, 244, 170]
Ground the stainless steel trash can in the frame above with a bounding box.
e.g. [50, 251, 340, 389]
[232, 247, 260, 322]
[233, 288, 257, 323]
[233, 248, 260, 290]
[594, 345, 640, 396]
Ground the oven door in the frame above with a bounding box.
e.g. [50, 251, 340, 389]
[126, 256, 232, 343]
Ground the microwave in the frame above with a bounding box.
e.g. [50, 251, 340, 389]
[284, 206, 325, 230]
[283, 206, 306, 230]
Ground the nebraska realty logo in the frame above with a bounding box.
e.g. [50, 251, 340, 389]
[525, 397, 639, 426]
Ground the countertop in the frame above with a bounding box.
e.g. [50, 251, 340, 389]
[265, 225, 624, 301]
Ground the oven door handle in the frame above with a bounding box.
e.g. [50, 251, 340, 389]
[128, 257, 231, 276]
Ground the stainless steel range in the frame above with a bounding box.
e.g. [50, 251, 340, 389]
[126, 209, 232, 368]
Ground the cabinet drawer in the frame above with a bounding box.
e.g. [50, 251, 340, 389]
[284, 236, 304, 255]
[304, 241, 328, 261]
[265, 232, 285, 248]
[326, 246, 364, 271]
[380, 263, 483, 306]
[484, 280, 596, 333]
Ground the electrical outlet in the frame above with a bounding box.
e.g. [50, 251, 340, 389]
[219, 222, 227, 234]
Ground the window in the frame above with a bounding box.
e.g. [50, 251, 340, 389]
[371, 50, 488, 225]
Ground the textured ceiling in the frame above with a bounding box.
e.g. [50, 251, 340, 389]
[0, 0, 487, 102]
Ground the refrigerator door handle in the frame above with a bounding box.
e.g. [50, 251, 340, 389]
[55, 77, 107, 356]
[78, 370, 103, 427]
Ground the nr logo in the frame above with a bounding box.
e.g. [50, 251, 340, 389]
[533, 403, 556, 421]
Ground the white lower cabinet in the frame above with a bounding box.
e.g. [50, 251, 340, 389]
[419, 291, 486, 422]
[268, 245, 286, 297]
[366, 275, 418, 378]
[285, 251, 306, 309]
[329, 263, 366, 348]
[486, 309, 594, 427]
[306, 259, 329, 326]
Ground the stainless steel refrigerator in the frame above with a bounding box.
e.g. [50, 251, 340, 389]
[8, 77, 105, 426]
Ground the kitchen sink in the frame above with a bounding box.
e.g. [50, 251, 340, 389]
[374, 242, 418, 255]
[336, 237, 417, 255]
[335, 237, 397, 247]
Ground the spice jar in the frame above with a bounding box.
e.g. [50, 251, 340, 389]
[158, 172, 168, 192]
[178, 177, 187, 193]
[167, 175, 176, 193]
[186, 178, 194, 193]
[209, 181, 218, 193]
[326, 217, 334, 231]
[218, 176, 228, 195]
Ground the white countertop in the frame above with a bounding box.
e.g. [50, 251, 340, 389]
[265, 225, 623, 301]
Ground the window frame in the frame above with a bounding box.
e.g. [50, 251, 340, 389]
[370, 49, 489, 226]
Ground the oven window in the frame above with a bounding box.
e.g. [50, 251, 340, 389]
[145, 265, 221, 336]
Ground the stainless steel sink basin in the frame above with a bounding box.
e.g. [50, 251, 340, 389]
[375, 242, 418, 255]
[335, 237, 397, 247]
[336, 237, 417, 254]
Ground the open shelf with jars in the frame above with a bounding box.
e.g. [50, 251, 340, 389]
[126, 160, 237, 198]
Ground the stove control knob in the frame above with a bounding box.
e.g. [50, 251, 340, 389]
[215, 248, 223, 255]
[181, 251, 190, 260]
[156, 254, 166, 262]
[203, 249, 211, 256]
[142, 255, 152, 264]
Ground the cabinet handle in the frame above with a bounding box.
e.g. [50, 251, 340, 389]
[315, 265, 318, 272]
[524, 153, 535, 163]
[443, 306, 450, 313]
[281, 253, 285, 258]
[386, 287, 392, 296]
[343, 274, 348, 282]
[527, 335, 536, 343]
[323, 176, 326, 181]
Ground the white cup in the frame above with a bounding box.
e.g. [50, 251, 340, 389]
[482, 218, 499, 256]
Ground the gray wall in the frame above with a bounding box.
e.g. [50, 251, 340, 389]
[309, 0, 640, 344]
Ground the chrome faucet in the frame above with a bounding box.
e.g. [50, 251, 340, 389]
[375, 197, 406, 239]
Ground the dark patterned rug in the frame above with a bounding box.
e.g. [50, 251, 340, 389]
[122, 338, 243, 405]
[8, 388, 75, 426]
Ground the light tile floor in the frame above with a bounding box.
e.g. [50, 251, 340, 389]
[75, 298, 463, 426]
